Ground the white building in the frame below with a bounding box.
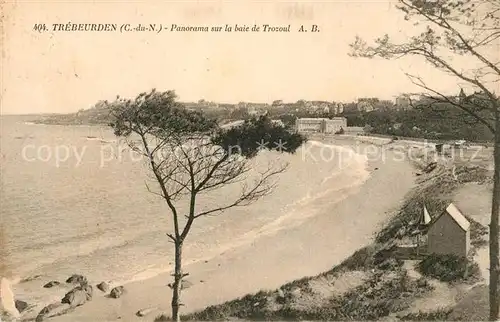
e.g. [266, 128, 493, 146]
[247, 106, 258, 116]
[296, 118, 324, 132]
[296, 117, 347, 134]
[325, 117, 347, 133]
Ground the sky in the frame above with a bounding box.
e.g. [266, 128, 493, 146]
[1, 0, 488, 115]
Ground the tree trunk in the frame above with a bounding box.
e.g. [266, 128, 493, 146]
[416, 233, 420, 258]
[490, 115, 500, 321]
[171, 241, 183, 322]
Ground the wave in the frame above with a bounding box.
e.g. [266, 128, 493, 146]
[123, 180, 367, 286]
[14, 136, 35, 139]
[16, 230, 106, 253]
[10, 233, 136, 285]
[84, 136, 116, 144]
[308, 140, 368, 163]
[99, 139, 116, 144]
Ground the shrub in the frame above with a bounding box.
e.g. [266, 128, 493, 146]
[417, 253, 480, 282]
[322, 269, 433, 320]
[467, 216, 488, 249]
[454, 165, 489, 183]
[415, 277, 433, 290]
[1, 312, 16, 322]
[399, 308, 452, 320]
[376, 257, 404, 271]
[279, 276, 312, 293]
[334, 245, 377, 272]
[182, 290, 273, 321]
[154, 314, 169, 322]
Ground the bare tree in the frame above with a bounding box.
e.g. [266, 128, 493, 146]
[350, 0, 499, 319]
[107, 89, 305, 321]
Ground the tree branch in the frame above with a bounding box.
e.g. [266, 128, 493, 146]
[406, 73, 496, 133]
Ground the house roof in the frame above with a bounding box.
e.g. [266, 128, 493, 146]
[422, 205, 431, 225]
[432, 203, 470, 232]
[297, 118, 328, 121]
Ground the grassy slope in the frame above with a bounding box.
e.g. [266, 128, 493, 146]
[162, 146, 491, 322]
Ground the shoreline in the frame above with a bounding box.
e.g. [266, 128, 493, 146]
[40, 139, 416, 322]
[10, 139, 370, 293]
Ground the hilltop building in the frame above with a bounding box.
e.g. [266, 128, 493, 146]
[247, 105, 258, 116]
[240, 102, 269, 116]
[338, 103, 345, 114]
[357, 100, 374, 112]
[303, 101, 330, 114]
[458, 89, 467, 104]
[395, 94, 411, 110]
[357, 98, 380, 112]
[332, 102, 344, 115]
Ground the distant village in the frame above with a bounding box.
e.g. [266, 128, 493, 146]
[181, 94, 414, 116]
[35, 90, 493, 143]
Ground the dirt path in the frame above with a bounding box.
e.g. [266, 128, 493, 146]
[395, 261, 459, 317]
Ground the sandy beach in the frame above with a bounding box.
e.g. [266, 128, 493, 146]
[39, 139, 416, 322]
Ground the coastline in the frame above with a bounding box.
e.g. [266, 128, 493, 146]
[42, 138, 416, 322]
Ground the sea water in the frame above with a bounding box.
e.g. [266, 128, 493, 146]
[0, 115, 369, 306]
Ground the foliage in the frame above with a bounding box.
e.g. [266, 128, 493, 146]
[370, 106, 493, 141]
[399, 308, 452, 320]
[183, 269, 433, 321]
[276, 113, 297, 128]
[332, 245, 378, 272]
[211, 115, 306, 158]
[109, 90, 217, 138]
[182, 290, 274, 321]
[342, 104, 494, 141]
[454, 165, 490, 184]
[229, 106, 249, 120]
[417, 253, 480, 282]
[327, 270, 433, 320]
[448, 284, 491, 321]
[154, 314, 170, 321]
[0, 312, 15, 322]
[467, 215, 489, 249]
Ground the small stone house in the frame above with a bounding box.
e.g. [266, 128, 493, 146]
[427, 203, 471, 257]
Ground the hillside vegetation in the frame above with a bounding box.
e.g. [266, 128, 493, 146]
[32, 98, 494, 142]
[164, 145, 491, 321]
